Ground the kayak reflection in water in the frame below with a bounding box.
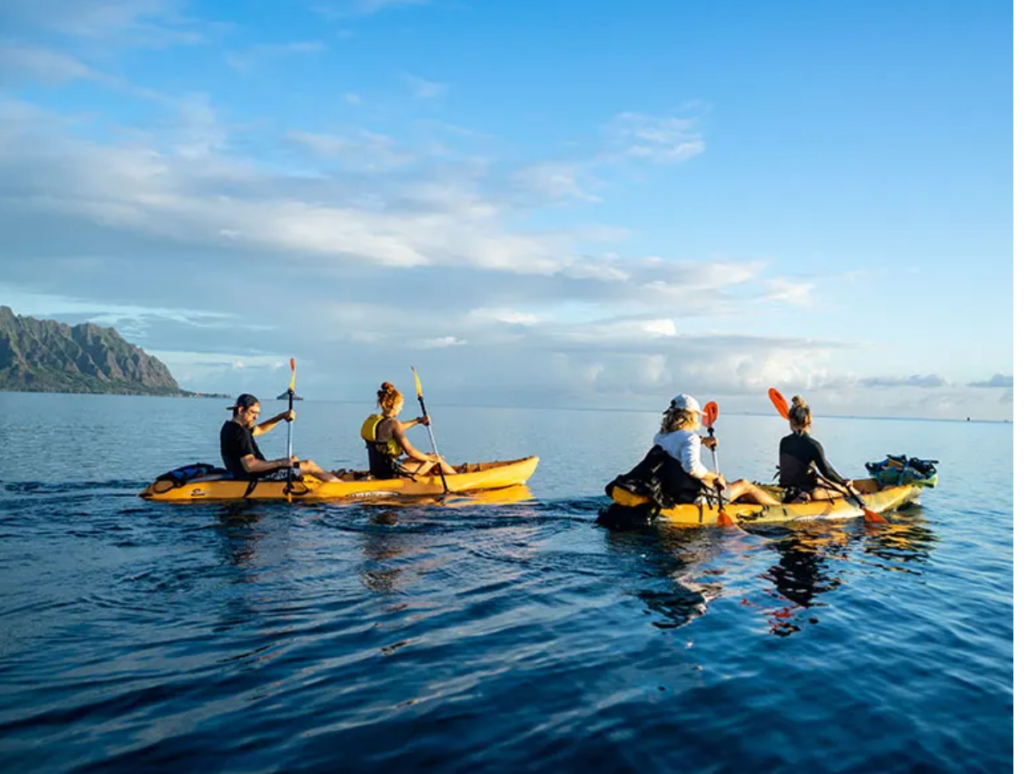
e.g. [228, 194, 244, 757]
[220, 393, 342, 482]
[356, 382, 459, 480]
[778, 395, 862, 503]
[653, 394, 780, 506]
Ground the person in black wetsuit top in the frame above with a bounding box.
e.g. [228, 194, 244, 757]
[779, 395, 861, 502]
[220, 393, 341, 482]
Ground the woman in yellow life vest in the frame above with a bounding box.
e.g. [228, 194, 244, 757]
[360, 382, 459, 479]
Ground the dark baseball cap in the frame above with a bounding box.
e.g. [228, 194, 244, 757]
[227, 393, 260, 411]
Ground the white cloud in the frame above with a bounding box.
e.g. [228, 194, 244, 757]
[468, 308, 542, 326]
[404, 73, 447, 99]
[357, 0, 426, 14]
[860, 374, 949, 388]
[287, 130, 348, 157]
[609, 112, 705, 163]
[0, 44, 102, 83]
[0, 0, 211, 47]
[512, 162, 599, 203]
[226, 41, 324, 72]
[765, 277, 815, 306]
[0, 81, 995, 419]
[413, 336, 466, 348]
[969, 373, 1013, 388]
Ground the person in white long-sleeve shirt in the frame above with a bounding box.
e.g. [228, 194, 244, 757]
[654, 394, 779, 505]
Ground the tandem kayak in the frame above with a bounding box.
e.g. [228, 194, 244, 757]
[603, 476, 931, 528]
[139, 456, 539, 502]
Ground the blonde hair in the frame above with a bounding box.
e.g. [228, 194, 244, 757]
[788, 395, 812, 429]
[660, 406, 700, 435]
[377, 381, 403, 414]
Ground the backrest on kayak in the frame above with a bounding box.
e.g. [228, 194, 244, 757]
[604, 445, 722, 509]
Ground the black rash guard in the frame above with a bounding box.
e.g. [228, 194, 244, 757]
[778, 432, 847, 491]
[220, 421, 267, 479]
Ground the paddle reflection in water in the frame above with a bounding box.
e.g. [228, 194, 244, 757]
[748, 508, 939, 636]
[598, 502, 939, 636]
[860, 505, 939, 572]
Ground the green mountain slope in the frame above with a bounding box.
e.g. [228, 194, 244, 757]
[0, 305, 188, 396]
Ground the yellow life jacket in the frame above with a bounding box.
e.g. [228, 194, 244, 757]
[360, 414, 403, 458]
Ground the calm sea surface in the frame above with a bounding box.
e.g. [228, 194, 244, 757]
[0, 393, 1013, 773]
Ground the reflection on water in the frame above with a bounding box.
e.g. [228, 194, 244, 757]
[358, 508, 412, 596]
[862, 505, 940, 572]
[599, 507, 940, 636]
[356, 484, 537, 510]
[0, 394, 1012, 774]
[212, 504, 268, 574]
[754, 526, 851, 637]
[749, 508, 940, 636]
[602, 524, 727, 629]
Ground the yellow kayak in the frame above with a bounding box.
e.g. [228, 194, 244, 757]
[605, 477, 926, 527]
[139, 456, 539, 502]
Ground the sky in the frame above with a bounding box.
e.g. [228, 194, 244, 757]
[0, 0, 1015, 420]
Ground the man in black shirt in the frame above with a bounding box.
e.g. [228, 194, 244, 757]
[221, 394, 341, 482]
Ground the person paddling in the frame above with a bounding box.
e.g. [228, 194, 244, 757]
[654, 394, 780, 506]
[359, 382, 458, 479]
[220, 394, 340, 482]
[778, 395, 861, 502]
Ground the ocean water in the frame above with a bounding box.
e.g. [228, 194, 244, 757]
[0, 392, 1013, 773]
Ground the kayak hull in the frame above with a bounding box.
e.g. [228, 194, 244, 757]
[139, 456, 539, 502]
[606, 477, 925, 527]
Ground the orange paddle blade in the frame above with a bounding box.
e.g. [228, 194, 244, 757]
[411, 366, 423, 398]
[863, 508, 887, 524]
[702, 401, 719, 429]
[716, 510, 737, 528]
[768, 387, 789, 420]
[288, 357, 296, 392]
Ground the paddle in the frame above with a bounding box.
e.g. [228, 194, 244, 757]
[411, 366, 449, 493]
[285, 357, 297, 495]
[767, 387, 886, 524]
[701, 401, 738, 528]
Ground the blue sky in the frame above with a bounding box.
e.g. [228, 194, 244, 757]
[0, 0, 1014, 419]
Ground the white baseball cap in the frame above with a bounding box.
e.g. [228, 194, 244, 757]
[670, 394, 701, 413]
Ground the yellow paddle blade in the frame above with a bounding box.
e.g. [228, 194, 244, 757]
[288, 357, 296, 392]
[411, 365, 423, 398]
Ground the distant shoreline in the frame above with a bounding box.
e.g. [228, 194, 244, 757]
[0, 388, 231, 399]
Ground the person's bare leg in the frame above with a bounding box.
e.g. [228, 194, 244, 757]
[401, 459, 434, 477]
[402, 458, 458, 477]
[298, 460, 342, 483]
[810, 486, 842, 501]
[723, 479, 780, 506]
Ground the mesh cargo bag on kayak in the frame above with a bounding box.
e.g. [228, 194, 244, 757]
[865, 454, 938, 488]
[155, 462, 230, 488]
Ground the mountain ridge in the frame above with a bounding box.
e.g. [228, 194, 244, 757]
[0, 305, 219, 397]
